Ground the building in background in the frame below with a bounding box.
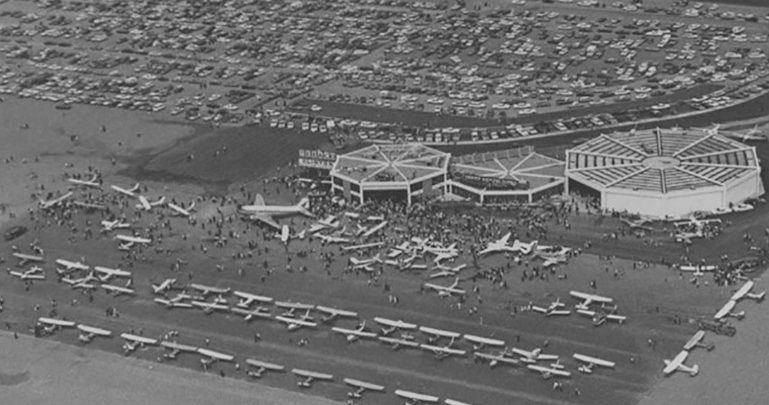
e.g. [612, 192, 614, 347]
[565, 127, 763, 218]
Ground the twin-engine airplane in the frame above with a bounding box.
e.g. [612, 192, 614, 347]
[239, 194, 313, 230]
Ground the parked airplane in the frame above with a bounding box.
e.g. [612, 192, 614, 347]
[576, 308, 627, 326]
[245, 359, 285, 378]
[233, 291, 273, 308]
[570, 291, 614, 310]
[429, 263, 467, 279]
[378, 336, 421, 350]
[573, 353, 616, 374]
[160, 340, 198, 360]
[93, 266, 132, 281]
[663, 350, 699, 376]
[39, 191, 73, 209]
[395, 389, 439, 404]
[115, 234, 152, 249]
[168, 201, 195, 217]
[111, 183, 140, 198]
[67, 174, 100, 188]
[474, 351, 520, 368]
[512, 347, 559, 363]
[101, 283, 135, 296]
[189, 283, 231, 297]
[683, 330, 715, 352]
[714, 300, 745, 320]
[120, 333, 157, 354]
[362, 221, 388, 239]
[191, 300, 229, 314]
[344, 378, 385, 400]
[55, 258, 89, 272]
[275, 301, 315, 320]
[292, 368, 333, 388]
[374, 317, 418, 336]
[533, 252, 568, 268]
[527, 364, 572, 379]
[423, 242, 459, 264]
[151, 278, 177, 294]
[424, 278, 466, 298]
[198, 348, 235, 369]
[350, 254, 382, 269]
[731, 280, 766, 302]
[308, 215, 340, 234]
[478, 232, 516, 256]
[239, 194, 313, 229]
[77, 324, 112, 343]
[37, 317, 75, 335]
[463, 334, 505, 351]
[154, 297, 193, 309]
[419, 326, 461, 344]
[231, 307, 272, 322]
[316, 306, 358, 323]
[12, 252, 44, 267]
[530, 297, 571, 316]
[332, 321, 378, 343]
[9, 266, 44, 281]
[100, 219, 131, 232]
[341, 241, 385, 252]
[314, 234, 351, 244]
[421, 342, 466, 360]
[136, 195, 166, 211]
[276, 316, 318, 331]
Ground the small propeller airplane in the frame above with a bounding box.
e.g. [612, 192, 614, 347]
[39, 192, 73, 209]
[663, 350, 699, 376]
[151, 278, 178, 294]
[245, 359, 285, 378]
[37, 317, 75, 335]
[341, 241, 385, 252]
[239, 194, 313, 230]
[315, 305, 358, 323]
[429, 263, 467, 279]
[120, 333, 157, 355]
[477, 232, 516, 256]
[511, 347, 559, 363]
[230, 306, 272, 322]
[374, 317, 418, 336]
[115, 234, 152, 249]
[77, 324, 112, 343]
[93, 266, 132, 282]
[136, 195, 166, 211]
[188, 283, 231, 297]
[62, 274, 97, 291]
[473, 351, 520, 368]
[570, 291, 614, 310]
[233, 291, 273, 308]
[378, 336, 421, 350]
[394, 389, 439, 405]
[100, 219, 131, 232]
[419, 326, 461, 344]
[361, 221, 388, 239]
[191, 300, 229, 314]
[275, 301, 315, 320]
[307, 215, 340, 234]
[67, 174, 101, 188]
[275, 316, 318, 331]
[198, 348, 235, 369]
[111, 183, 140, 198]
[168, 201, 195, 217]
[526, 364, 572, 379]
[576, 308, 627, 326]
[101, 283, 136, 296]
[9, 266, 45, 281]
[292, 368, 333, 388]
[350, 254, 382, 269]
[344, 378, 385, 400]
[683, 330, 715, 352]
[730, 280, 766, 302]
[573, 353, 616, 374]
[420, 341, 467, 360]
[332, 321, 378, 343]
[55, 258, 89, 273]
[154, 297, 194, 309]
[423, 278, 466, 298]
[530, 297, 571, 316]
[160, 341, 198, 360]
[12, 252, 44, 267]
[463, 334, 505, 351]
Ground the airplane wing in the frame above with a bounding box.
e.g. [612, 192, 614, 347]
[77, 324, 112, 336]
[292, 368, 333, 380]
[394, 389, 439, 403]
[731, 281, 754, 301]
[38, 317, 75, 327]
[344, 378, 385, 392]
[683, 331, 705, 351]
[464, 334, 505, 348]
[374, 317, 417, 330]
[419, 326, 461, 339]
[197, 348, 234, 362]
[714, 300, 736, 319]
[246, 359, 284, 371]
[161, 341, 198, 352]
[573, 353, 615, 368]
[250, 214, 281, 230]
[120, 333, 157, 345]
[663, 351, 688, 375]
[315, 305, 358, 319]
[254, 194, 266, 207]
[445, 399, 473, 405]
[378, 336, 420, 349]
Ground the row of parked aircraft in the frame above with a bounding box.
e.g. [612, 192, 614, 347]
[477, 232, 572, 267]
[526, 291, 627, 326]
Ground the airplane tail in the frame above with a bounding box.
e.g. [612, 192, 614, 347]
[297, 197, 313, 217]
[129, 183, 140, 193]
[690, 365, 699, 376]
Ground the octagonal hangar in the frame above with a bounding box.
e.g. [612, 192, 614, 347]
[565, 127, 763, 218]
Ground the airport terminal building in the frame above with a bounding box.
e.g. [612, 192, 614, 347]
[565, 127, 763, 218]
[448, 148, 566, 204]
[330, 143, 450, 205]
